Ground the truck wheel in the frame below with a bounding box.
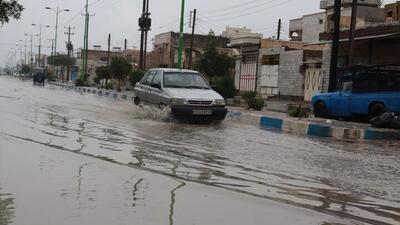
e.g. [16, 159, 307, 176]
[314, 102, 329, 118]
[134, 97, 141, 106]
[369, 103, 386, 119]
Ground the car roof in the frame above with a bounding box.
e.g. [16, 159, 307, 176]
[150, 68, 200, 73]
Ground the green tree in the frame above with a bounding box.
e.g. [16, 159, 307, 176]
[109, 56, 132, 90]
[20, 64, 31, 74]
[0, 0, 24, 25]
[128, 69, 145, 87]
[47, 55, 76, 67]
[194, 32, 235, 84]
[95, 66, 111, 85]
[48, 55, 76, 81]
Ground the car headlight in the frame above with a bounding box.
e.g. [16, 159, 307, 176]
[170, 98, 188, 105]
[213, 99, 226, 106]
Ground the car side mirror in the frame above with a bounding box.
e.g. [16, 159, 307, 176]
[151, 83, 161, 89]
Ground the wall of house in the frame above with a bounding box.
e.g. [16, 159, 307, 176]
[278, 50, 304, 98]
[301, 12, 327, 44]
[257, 48, 282, 95]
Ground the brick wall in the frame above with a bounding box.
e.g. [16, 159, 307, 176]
[278, 50, 304, 97]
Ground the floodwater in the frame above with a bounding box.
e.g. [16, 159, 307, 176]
[0, 76, 399, 225]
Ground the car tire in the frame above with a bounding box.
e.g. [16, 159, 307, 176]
[369, 103, 386, 119]
[134, 97, 141, 106]
[314, 101, 329, 118]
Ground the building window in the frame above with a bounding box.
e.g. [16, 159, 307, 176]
[387, 11, 393, 18]
[319, 19, 323, 24]
[261, 55, 279, 65]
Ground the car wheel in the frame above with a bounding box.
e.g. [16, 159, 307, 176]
[159, 103, 167, 110]
[369, 103, 386, 119]
[134, 97, 141, 106]
[314, 101, 329, 118]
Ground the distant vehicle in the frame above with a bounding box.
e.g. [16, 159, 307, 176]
[33, 67, 46, 86]
[312, 66, 400, 119]
[134, 68, 227, 121]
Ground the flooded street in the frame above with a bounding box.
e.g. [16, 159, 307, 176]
[0, 76, 399, 225]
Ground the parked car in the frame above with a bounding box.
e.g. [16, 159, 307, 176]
[133, 68, 228, 121]
[312, 66, 400, 119]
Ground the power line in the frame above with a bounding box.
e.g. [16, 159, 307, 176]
[205, 0, 296, 22]
[202, 0, 281, 19]
[201, 0, 271, 13]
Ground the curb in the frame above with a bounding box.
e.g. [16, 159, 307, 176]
[50, 82, 136, 103]
[259, 116, 400, 141]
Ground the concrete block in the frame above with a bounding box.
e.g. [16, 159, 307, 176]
[260, 117, 283, 129]
[282, 120, 308, 135]
[307, 124, 332, 137]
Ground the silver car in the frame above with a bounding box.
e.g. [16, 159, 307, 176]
[133, 68, 228, 121]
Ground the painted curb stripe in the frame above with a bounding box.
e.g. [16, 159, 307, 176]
[260, 117, 283, 129]
[307, 124, 332, 137]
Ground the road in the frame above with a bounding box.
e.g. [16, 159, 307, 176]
[0, 76, 399, 225]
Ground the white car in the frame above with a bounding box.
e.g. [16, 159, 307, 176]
[134, 68, 227, 121]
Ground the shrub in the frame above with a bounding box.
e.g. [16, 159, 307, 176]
[288, 104, 310, 118]
[242, 91, 257, 103]
[45, 70, 55, 81]
[75, 78, 86, 87]
[248, 97, 265, 111]
[104, 82, 114, 90]
[129, 69, 145, 87]
[214, 76, 237, 99]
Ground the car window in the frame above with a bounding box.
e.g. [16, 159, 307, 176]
[163, 72, 210, 89]
[144, 71, 155, 86]
[151, 71, 162, 85]
[342, 81, 353, 92]
[140, 71, 150, 84]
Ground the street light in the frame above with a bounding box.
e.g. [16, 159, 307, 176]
[45, 6, 70, 57]
[32, 24, 50, 67]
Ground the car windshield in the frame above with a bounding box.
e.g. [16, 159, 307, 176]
[163, 72, 210, 89]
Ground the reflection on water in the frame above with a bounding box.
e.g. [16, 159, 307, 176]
[168, 181, 186, 225]
[0, 188, 14, 225]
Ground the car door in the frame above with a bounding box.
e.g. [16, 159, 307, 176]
[329, 81, 352, 117]
[137, 71, 155, 103]
[148, 70, 163, 104]
[135, 71, 150, 102]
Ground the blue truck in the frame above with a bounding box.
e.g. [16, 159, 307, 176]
[312, 67, 400, 119]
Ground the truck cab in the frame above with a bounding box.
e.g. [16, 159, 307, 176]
[312, 66, 400, 119]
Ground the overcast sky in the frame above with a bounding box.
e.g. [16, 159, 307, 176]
[0, 0, 397, 67]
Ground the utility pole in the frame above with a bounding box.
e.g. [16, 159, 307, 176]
[329, 0, 341, 92]
[124, 39, 127, 51]
[188, 9, 196, 69]
[177, 0, 185, 69]
[65, 26, 75, 82]
[30, 34, 33, 69]
[347, 0, 358, 68]
[139, 0, 151, 69]
[81, 0, 93, 79]
[32, 24, 50, 67]
[49, 39, 55, 67]
[107, 33, 111, 66]
[277, 19, 282, 40]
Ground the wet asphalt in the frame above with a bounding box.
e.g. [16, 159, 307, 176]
[0, 76, 399, 225]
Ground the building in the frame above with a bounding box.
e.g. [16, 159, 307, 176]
[222, 26, 263, 40]
[385, 1, 400, 22]
[153, 31, 229, 68]
[122, 49, 160, 70]
[289, 0, 385, 45]
[76, 49, 122, 83]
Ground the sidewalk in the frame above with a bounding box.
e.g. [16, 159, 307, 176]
[51, 82, 400, 141]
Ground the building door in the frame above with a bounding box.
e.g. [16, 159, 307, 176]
[239, 52, 258, 92]
[304, 68, 322, 101]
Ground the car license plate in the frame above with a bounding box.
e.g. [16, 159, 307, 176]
[192, 109, 212, 115]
